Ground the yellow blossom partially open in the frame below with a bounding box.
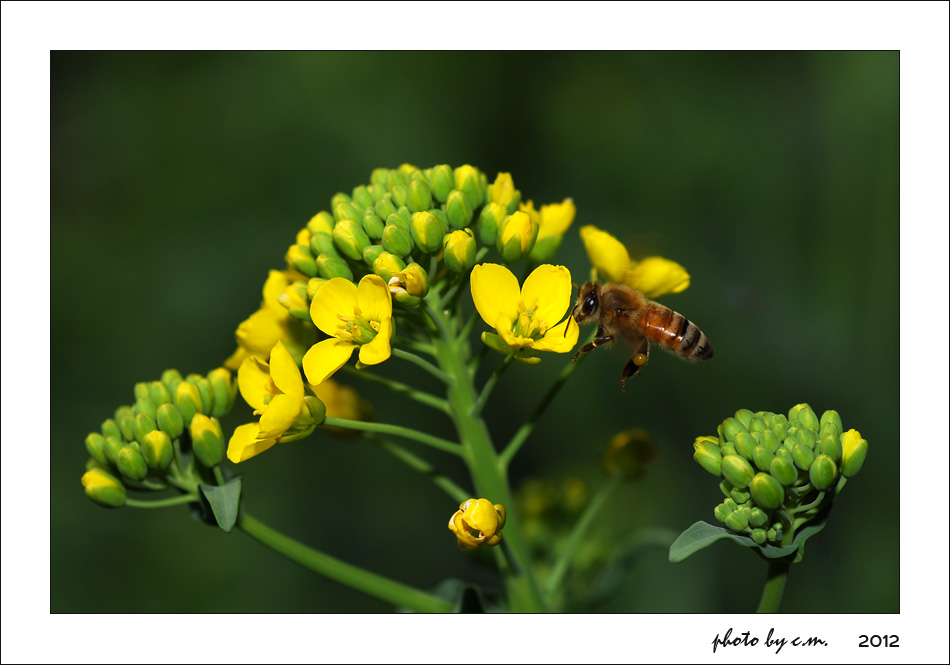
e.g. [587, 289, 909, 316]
[471, 263, 578, 361]
[579, 225, 690, 298]
[524, 198, 576, 262]
[302, 275, 394, 385]
[448, 499, 507, 549]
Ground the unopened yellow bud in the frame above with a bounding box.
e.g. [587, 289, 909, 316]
[190, 414, 224, 467]
[454, 164, 485, 209]
[496, 211, 538, 263]
[840, 429, 868, 477]
[82, 468, 126, 508]
[448, 498, 506, 549]
[442, 229, 477, 274]
[306, 211, 335, 236]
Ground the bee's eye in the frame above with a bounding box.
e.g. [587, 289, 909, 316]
[583, 294, 597, 315]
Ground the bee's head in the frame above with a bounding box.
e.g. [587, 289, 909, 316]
[571, 281, 602, 324]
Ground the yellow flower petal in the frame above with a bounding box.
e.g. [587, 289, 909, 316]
[521, 264, 572, 328]
[355, 274, 392, 324]
[262, 270, 292, 313]
[227, 422, 278, 463]
[471, 263, 520, 329]
[237, 356, 272, 412]
[358, 316, 392, 366]
[302, 337, 356, 386]
[235, 307, 286, 358]
[310, 278, 358, 336]
[580, 225, 630, 283]
[258, 392, 302, 439]
[532, 315, 579, 353]
[268, 340, 304, 397]
[538, 198, 575, 239]
[623, 256, 690, 298]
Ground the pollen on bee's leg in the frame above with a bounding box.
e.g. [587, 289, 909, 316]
[633, 353, 648, 367]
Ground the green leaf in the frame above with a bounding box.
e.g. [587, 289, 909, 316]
[197, 477, 243, 533]
[669, 508, 832, 563]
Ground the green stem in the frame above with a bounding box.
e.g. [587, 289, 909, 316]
[425, 301, 547, 612]
[545, 472, 624, 604]
[323, 416, 462, 456]
[500, 351, 588, 469]
[373, 437, 470, 503]
[471, 355, 513, 416]
[125, 493, 197, 509]
[341, 366, 450, 414]
[391, 347, 452, 385]
[392, 335, 436, 356]
[756, 559, 790, 613]
[238, 513, 452, 613]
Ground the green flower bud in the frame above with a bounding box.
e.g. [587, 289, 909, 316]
[134, 396, 157, 421]
[286, 244, 318, 278]
[374, 196, 397, 222]
[722, 417, 749, 444]
[749, 472, 785, 510]
[368, 183, 388, 202]
[767, 527, 780, 542]
[721, 455, 755, 489]
[82, 468, 126, 508]
[733, 431, 756, 461]
[769, 455, 798, 486]
[316, 254, 355, 281]
[819, 431, 842, 462]
[429, 164, 454, 203]
[410, 212, 444, 253]
[362, 212, 385, 242]
[840, 429, 868, 477]
[759, 430, 780, 454]
[187, 376, 214, 416]
[332, 219, 372, 261]
[724, 511, 749, 533]
[714, 502, 732, 523]
[174, 382, 203, 426]
[133, 412, 157, 443]
[749, 507, 769, 528]
[791, 442, 816, 471]
[333, 200, 363, 223]
[190, 413, 224, 467]
[798, 428, 817, 449]
[371, 168, 390, 188]
[101, 418, 122, 441]
[309, 231, 340, 258]
[477, 202, 507, 246]
[454, 164, 485, 209]
[102, 436, 125, 464]
[752, 445, 774, 472]
[156, 402, 185, 440]
[809, 454, 838, 491]
[85, 433, 108, 466]
[117, 443, 148, 481]
[381, 222, 414, 258]
[734, 409, 755, 429]
[770, 413, 789, 441]
[307, 211, 336, 236]
[115, 406, 135, 440]
[430, 209, 450, 234]
[142, 430, 174, 470]
[304, 395, 327, 424]
[372, 251, 406, 284]
[820, 409, 843, 435]
[207, 368, 235, 418]
[751, 528, 767, 544]
[391, 183, 408, 208]
[161, 369, 184, 396]
[388, 168, 410, 189]
[277, 281, 311, 322]
[362, 244, 385, 267]
[352, 184, 375, 210]
[406, 178, 433, 213]
[445, 189, 474, 229]
[396, 205, 412, 224]
[719, 479, 734, 498]
[749, 416, 767, 433]
[730, 488, 750, 504]
[789, 403, 819, 432]
[496, 211, 538, 263]
[723, 498, 739, 512]
[719, 441, 738, 458]
[443, 229, 477, 274]
[693, 437, 722, 476]
[148, 381, 172, 407]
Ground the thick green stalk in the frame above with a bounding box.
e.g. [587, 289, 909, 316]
[427, 306, 547, 612]
[238, 513, 452, 613]
[756, 559, 790, 613]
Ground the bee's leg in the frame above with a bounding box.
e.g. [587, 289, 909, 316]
[572, 324, 614, 361]
[620, 339, 650, 392]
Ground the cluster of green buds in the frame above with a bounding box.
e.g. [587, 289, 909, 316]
[275, 163, 573, 320]
[80, 368, 237, 508]
[693, 403, 868, 545]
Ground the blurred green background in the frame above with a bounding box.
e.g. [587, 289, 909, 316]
[51, 51, 898, 613]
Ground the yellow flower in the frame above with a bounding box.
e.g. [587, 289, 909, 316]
[448, 499, 507, 549]
[579, 225, 690, 299]
[224, 270, 316, 370]
[227, 340, 319, 463]
[525, 198, 576, 262]
[471, 263, 579, 360]
[302, 275, 394, 385]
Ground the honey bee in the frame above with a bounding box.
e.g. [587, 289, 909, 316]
[571, 281, 714, 391]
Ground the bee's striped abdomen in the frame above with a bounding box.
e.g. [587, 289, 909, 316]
[639, 304, 714, 361]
